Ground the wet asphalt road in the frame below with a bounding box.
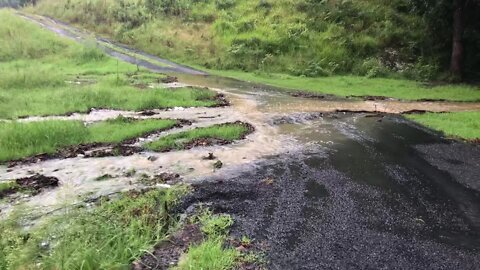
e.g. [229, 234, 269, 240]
[186, 114, 480, 269]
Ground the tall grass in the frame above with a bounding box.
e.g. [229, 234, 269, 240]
[0, 187, 188, 269]
[0, 117, 177, 162]
[0, 10, 221, 119]
[145, 123, 251, 152]
[31, 0, 442, 79]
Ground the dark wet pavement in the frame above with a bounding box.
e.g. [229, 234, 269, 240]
[187, 114, 480, 269]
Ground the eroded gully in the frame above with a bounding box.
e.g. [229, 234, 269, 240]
[1, 12, 480, 269]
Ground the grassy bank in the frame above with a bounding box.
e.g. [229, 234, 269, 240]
[0, 187, 188, 269]
[0, 117, 178, 162]
[407, 112, 480, 141]
[145, 122, 252, 152]
[208, 70, 480, 101]
[0, 10, 221, 119]
[30, 0, 480, 79]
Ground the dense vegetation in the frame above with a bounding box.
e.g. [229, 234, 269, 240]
[29, 0, 480, 81]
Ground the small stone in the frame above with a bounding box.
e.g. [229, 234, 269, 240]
[203, 152, 217, 160]
[147, 156, 158, 162]
[40, 241, 49, 249]
[213, 160, 223, 170]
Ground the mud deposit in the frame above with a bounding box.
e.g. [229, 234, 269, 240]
[183, 115, 480, 269]
[0, 174, 59, 199]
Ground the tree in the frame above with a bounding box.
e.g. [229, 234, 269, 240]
[450, 0, 465, 80]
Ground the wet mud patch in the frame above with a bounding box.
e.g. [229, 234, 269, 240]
[0, 174, 59, 199]
[132, 224, 203, 270]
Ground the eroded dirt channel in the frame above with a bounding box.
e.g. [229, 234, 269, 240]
[2, 12, 480, 269]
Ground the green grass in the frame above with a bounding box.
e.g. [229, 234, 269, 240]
[0, 181, 18, 194]
[0, 187, 188, 270]
[208, 70, 480, 102]
[0, 10, 221, 119]
[407, 112, 480, 140]
[176, 238, 239, 270]
[176, 209, 239, 270]
[145, 123, 251, 152]
[0, 117, 177, 162]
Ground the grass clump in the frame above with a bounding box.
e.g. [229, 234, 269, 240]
[176, 209, 239, 270]
[0, 181, 18, 195]
[407, 112, 480, 141]
[0, 187, 188, 269]
[145, 122, 251, 152]
[176, 238, 239, 270]
[0, 117, 177, 162]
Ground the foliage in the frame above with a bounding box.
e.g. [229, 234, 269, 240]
[29, 0, 479, 80]
[0, 187, 188, 269]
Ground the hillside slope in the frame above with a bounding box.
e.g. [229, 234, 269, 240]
[28, 0, 479, 81]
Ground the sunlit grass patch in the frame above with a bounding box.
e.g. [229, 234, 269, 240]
[0, 117, 178, 162]
[145, 122, 252, 152]
[407, 112, 480, 140]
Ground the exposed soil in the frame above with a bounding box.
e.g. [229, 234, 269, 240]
[0, 174, 59, 199]
[211, 93, 230, 107]
[132, 224, 204, 270]
[161, 76, 178, 84]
